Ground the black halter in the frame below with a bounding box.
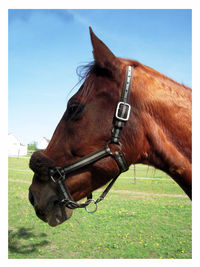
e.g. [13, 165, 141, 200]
[49, 66, 134, 213]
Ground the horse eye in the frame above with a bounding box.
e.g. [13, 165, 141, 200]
[65, 102, 85, 121]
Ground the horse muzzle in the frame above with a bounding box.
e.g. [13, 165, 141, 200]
[29, 151, 73, 226]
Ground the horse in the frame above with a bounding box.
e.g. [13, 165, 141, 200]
[29, 27, 192, 227]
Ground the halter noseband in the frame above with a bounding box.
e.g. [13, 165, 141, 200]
[49, 66, 134, 213]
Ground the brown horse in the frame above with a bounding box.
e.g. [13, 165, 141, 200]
[29, 27, 192, 227]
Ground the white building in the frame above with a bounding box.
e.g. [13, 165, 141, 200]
[8, 133, 27, 156]
[36, 137, 50, 150]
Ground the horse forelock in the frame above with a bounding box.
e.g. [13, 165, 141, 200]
[74, 61, 118, 103]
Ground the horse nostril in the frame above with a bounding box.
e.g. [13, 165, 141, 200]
[29, 190, 35, 207]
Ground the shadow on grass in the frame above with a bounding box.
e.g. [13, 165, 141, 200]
[8, 227, 49, 255]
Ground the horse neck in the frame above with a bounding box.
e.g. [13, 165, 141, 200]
[124, 65, 192, 198]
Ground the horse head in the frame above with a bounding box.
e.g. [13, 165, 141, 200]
[29, 28, 136, 226]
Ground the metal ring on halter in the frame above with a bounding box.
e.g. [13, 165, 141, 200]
[85, 199, 98, 213]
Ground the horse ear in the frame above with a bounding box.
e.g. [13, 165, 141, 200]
[89, 27, 121, 76]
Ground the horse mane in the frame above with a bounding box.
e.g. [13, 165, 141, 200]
[77, 58, 191, 93]
[119, 58, 191, 91]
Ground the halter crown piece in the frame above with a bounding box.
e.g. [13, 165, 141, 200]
[49, 66, 134, 213]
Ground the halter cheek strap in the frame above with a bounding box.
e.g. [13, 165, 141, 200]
[112, 66, 133, 144]
[49, 66, 134, 212]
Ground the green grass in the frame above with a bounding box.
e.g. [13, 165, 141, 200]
[8, 157, 192, 259]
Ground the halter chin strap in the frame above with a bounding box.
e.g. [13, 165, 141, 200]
[49, 66, 134, 213]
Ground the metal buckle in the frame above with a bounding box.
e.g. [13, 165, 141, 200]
[115, 102, 131, 122]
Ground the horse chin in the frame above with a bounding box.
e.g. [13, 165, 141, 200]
[47, 205, 73, 227]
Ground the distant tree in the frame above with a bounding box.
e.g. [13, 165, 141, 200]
[27, 141, 37, 151]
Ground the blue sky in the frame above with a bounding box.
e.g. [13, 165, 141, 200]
[8, 9, 192, 145]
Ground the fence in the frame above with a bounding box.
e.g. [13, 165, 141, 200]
[8, 166, 172, 182]
[8, 150, 35, 159]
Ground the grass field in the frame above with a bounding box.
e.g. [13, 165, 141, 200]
[8, 157, 192, 259]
